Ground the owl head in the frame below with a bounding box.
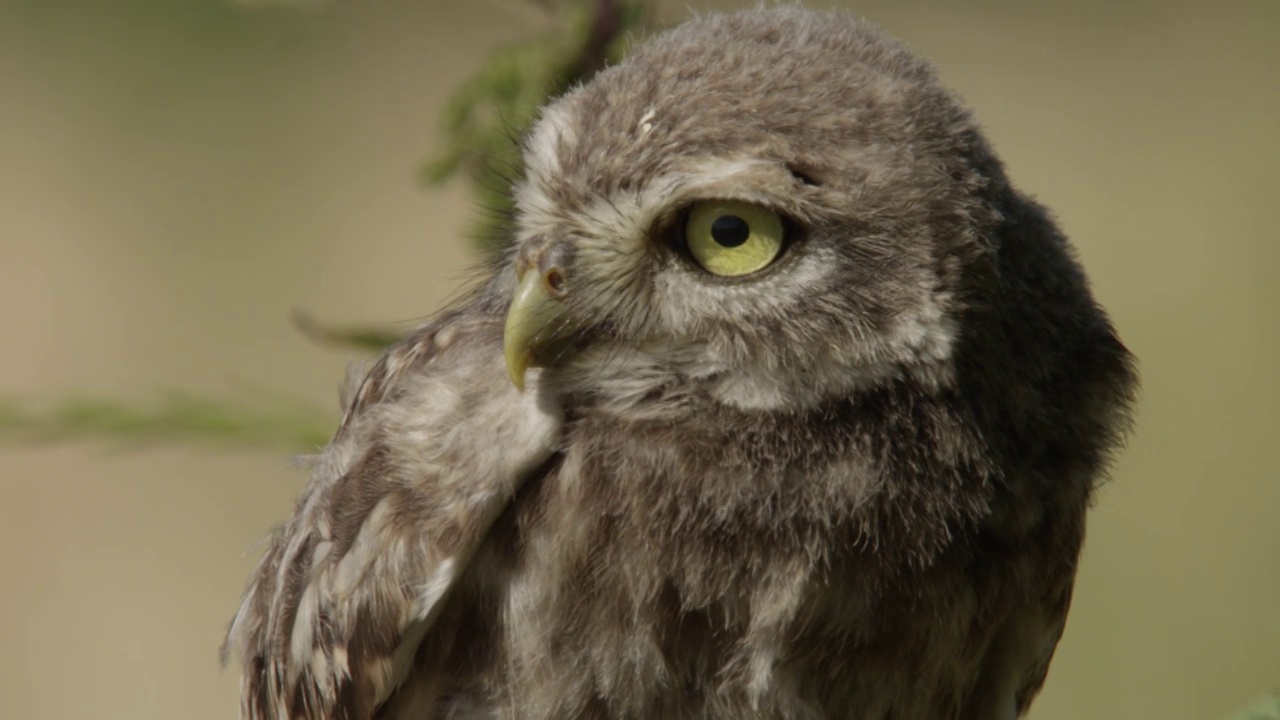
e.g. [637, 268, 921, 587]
[502, 8, 1010, 413]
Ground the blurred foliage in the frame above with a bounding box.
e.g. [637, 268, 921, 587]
[423, 0, 646, 252]
[1226, 695, 1280, 720]
[290, 309, 407, 353]
[0, 0, 645, 451]
[0, 393, 331, 450]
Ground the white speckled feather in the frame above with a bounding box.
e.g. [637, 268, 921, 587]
[223, 311, 562, 719]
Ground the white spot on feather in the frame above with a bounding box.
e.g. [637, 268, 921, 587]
[638, 107, 656, 134]
[331, 644, 349, 678]
[415, 557, 457, 620]
[334, 497, 394, 599]
[309, 540, 333, 574]
[290, 584, 320, 677]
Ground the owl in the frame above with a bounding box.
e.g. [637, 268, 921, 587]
[224, 8, 1137, 720]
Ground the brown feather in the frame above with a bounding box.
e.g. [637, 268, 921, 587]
[224, 307, 563, 719]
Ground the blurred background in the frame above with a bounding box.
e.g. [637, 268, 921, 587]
[0, 0, 1276, 718]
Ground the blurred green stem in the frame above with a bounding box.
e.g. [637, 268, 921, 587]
[0, 394, 332, 451]
[1227, 694, 1280, 720]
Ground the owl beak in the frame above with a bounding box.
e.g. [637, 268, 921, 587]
[503, 259, 574, 392]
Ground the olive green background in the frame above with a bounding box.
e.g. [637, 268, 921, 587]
[0, 1, 1276, 718]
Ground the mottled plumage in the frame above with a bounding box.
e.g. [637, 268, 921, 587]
[225, 8, 1136, 720]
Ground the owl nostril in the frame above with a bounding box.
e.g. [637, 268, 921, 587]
[543, 266, 567, 297]
[535, 242, 572, 297]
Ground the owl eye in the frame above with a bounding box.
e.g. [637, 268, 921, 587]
[683, 200, 785, 277]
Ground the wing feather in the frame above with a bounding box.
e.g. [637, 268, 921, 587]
[223, 305, 562, 719]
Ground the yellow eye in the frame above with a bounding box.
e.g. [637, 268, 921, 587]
[683, 200, 785, 277]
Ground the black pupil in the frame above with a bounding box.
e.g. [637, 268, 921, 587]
[710, 215, 751, 248]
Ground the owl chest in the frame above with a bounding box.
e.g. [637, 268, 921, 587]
[519, 407, 990, 593]
[524, 420, 863, 602]
[486, 417, 1025, 719]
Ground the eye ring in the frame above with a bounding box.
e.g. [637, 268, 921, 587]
[677, 200, 789, 277]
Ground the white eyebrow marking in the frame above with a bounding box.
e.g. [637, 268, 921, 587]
[525, 102, 578, 179]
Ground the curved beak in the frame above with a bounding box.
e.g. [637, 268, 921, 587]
[503, 263, 575, 391]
